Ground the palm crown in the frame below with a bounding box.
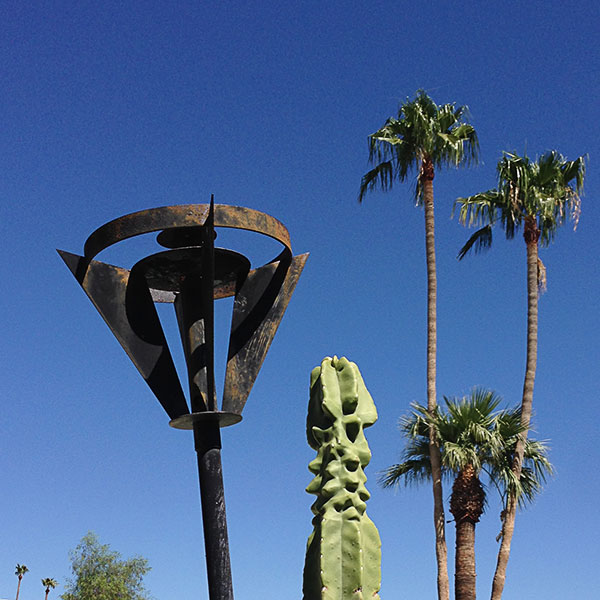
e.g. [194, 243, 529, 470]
[381, 388, 552, 509]
[455, 150, 586, 258]
[359, 89, 479, 203]
[15, 564, 29, 578]
[42, 578, 58, 591]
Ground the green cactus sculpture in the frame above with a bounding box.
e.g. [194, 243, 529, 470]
[303, 356, 381, 600]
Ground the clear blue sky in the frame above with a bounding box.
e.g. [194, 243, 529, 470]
[1, 1, 598, 599]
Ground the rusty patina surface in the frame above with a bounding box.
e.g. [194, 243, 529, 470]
[59, 201, 307, 423]
[83, 203, 292, 262]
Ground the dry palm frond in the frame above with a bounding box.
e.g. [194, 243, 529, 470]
[537, 258, 547, 293]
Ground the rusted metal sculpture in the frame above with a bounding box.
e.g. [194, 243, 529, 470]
[58, 200, 308, 600]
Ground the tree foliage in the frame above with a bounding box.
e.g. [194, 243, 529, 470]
[359, 89, 479, 203]
[455, 150, 586, 257]
[381, 389, 553, 600]
[381, 388, 553, 514]
[61, 532, 150, 600]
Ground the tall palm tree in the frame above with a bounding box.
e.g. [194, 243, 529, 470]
[41, 578, 58, 600]
[15, 564, 28, 600]
[455, 150, 585, 599]
[359, 90, 479, 600]
[381, 389, 552, 600]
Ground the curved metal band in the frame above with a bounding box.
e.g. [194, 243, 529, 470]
[83, 204, 293, 260]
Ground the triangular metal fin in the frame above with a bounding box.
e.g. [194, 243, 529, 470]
[222, 253, 308, 414]
[58, 250, 190, 420]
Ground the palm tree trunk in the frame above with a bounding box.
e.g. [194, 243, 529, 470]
[451, 465, 484, 600]
[15, 577, 22, 600]
[490, 225, 539, 600]
[455, 519, 477, 600]
[422, 164, 450, 600]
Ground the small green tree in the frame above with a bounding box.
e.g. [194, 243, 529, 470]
[61, 532, 150, 600]
[41, 578, 58, 600]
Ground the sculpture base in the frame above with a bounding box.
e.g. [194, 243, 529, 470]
[169, 411, 242, 430]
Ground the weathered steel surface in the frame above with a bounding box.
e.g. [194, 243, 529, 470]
[172, 203, 219, 415]
[194, 419, 234, 600]
[222, 252, 309, 415]
[58, 250, 189, 420]
[169, 411, 242, 430]
[59, 202, 307, 423]
[83, 204, 292, 263]
[135, 248, 250, 294]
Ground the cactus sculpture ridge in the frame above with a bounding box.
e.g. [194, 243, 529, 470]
[303, 356, 381, 600]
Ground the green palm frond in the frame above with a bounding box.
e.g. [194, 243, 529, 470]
[457, 225, 493, 260]
[382, 388, 552, 512]
[454, 190, 501, 227]
[380, 456, 432, 488]
[360, 89, 479, 204]
[456, 149, 586, 250]
[358, 161, 395, 203]
[41, 578, 58, 590]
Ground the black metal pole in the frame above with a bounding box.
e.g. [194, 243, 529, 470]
[175, 277, 236, 600]
[194, 419, 234, 600]
[173, 203, 235, 600]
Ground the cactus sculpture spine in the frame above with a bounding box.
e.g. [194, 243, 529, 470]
[303, 356, 381, 600]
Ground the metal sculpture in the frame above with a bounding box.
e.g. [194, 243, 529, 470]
[58, 200, 308, 600]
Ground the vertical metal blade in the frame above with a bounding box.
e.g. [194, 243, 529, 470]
[202, 197, 217, 411]
[222, 253, 308, 414]
[58, 250, 190, 420]
[174, 276, 211, 414]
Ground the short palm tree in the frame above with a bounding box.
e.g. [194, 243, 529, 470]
[381, 388, 552, 600]
[15, 564, 29, 600]
[41, 578, 58, 600]
[360, 90, 479, 600]
[455, 150, 584, 599]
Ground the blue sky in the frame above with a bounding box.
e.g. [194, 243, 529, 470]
[1, 1, 598, 599]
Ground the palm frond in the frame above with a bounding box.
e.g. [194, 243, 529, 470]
[455, 148, 586, 253]
[379, 457, 432, 488]
[359, 89, 479, 204]
[537, 257, 547, 292]
[457, 225, 493, 260]
[382, 388, 553, 515]
[454, 191, 500, 227]
[358, 161, 394, 203]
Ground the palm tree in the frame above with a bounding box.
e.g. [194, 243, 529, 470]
[41, 578, 58, 600]
[359, 89, 479, 600]
[455, 150, 585, 599]
[15, 564, 28, 600]
[381, 389, 552, 600]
